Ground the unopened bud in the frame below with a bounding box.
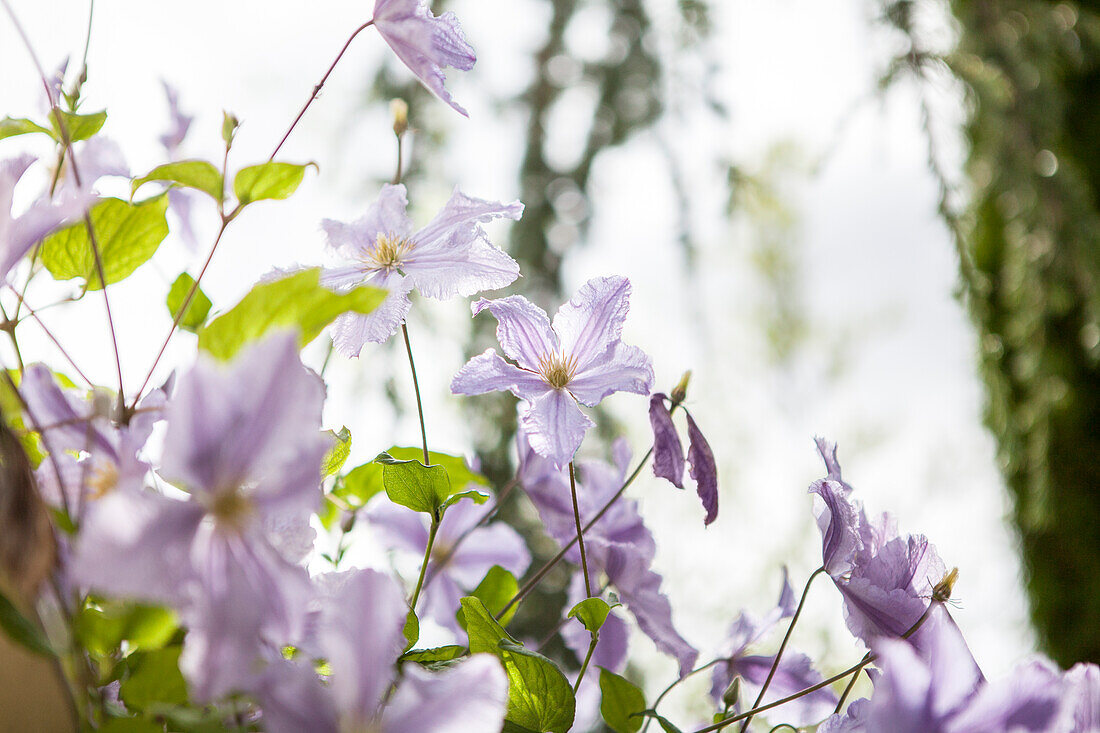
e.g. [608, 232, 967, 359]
[932, 567, 959, 604]
[340, 511, 357, 534]
[721, 676, 741, 708]
[91, 388, 114, 421]
[221, 111, 240, 148]
[670, 370, 692, 405]
[391, 99, 409, 137]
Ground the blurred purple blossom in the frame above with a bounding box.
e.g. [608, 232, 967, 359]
[321, 183, 521, 354]
[709, 569, 838, 726]
[454, 276, 654, 468]
[372, 0, 476, 116]
[159, 81, 199, 248]
[1063, 663, 1100, 730]
[365, 495, 530, 632]
[72, 331, 327, 700]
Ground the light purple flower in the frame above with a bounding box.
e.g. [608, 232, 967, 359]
[649, 393, 719, 524]
[454, 276, 654, 468]
[372, 0, 476, 116]
[321, 183, 522, 354]
[364, 495, 530, 632]
[863, 605, 1063, 733]
[1, 155, 89, 281]
[258, 568, 509, 733]
[517, 429, 697, 677]
[72, 331, 328, 700]
[1063, 663, 1100, 731]
[709, 570, 838, 726]
[160, 81, 199, 248]
[810, 438, 949, 650]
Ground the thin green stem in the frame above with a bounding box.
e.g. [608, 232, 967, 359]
[834, 653, 870, 713]
[739, 566, 826, 732]
[641, 658, 726, 733]
[573, 636, 597, 694]
[0, 301, 25, 374]
[409, 519, 439, 612]
[424, 475, 519, 590]
[401, 322, 429, 466]
[569, 461, 593, 598]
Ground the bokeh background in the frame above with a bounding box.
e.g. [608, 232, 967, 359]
[6, 0, 1097, 726]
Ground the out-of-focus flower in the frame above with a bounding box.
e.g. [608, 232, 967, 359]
[810, 438, 950, 652]
[709, 569, 837, 726]
[258, 568, 508, 733]
[648, 391, 719, 525]
[364, 495, 530, 632]
[1062, 663, 1100, 731]
[0, 155, 89, 281]
[159, 81, 199, 248]
[72, 331, 327, 700]
[321, 183, 521, 354]
[454, 276, 654, 468]
[517, 429, 697, 676]
[372, 0, 476, 116]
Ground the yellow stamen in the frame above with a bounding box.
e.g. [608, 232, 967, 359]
[932, 567, 959, 603]
[207, 489, 254, 525]
[537, 352, 579, 390]
[364, 232, 414, 271]
[86, 461, 119, 499]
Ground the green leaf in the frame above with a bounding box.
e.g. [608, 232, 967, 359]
[400, 645, 467, 664]
[118, 647, 189, 710]
[100, 718, 161, 733]
[0, 589, 53, 657]
[441, 488, 490, 512]
[376, 452, 452, 518]
[197, 268, 384, 360]
[165, 273, 212, 332]
[461, 597, 576, 733]
[321, 426, 352, 478]
[49, 109, 107, 142]
[341, 462, 386, 505]
[132, 160, 223, 202]
[41, 195, 169, 290]
[501, 722, 541, 733]
[599, 667, 646, 733]
[641, 711, 684, 733]
[233, 161, 313, 205]
[384, 446, 490, 488]
[403, 608, 419, 651]
[75, 601, 175, 657]
[457, 566, 519, 631]
[569, 597, 614, 636]
[0, 117, 51, 140]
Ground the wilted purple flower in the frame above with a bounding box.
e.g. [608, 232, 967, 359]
[810, 438, 948, 650]
[1, 155, 89, 281]
[364, 495, 530, 632]
[372, 0, 476, 116]
[160, 82, 199, 248]
[321, 183, 522, 354]
[73, 331, 328, 700]
[454, 276, 654, 468]
[648, 392, 718, 525]
[862, 605, 1063, 733]
[517, 429, 697, 676]
[709, 570, 838, 726]
[258, 568, 508, 733]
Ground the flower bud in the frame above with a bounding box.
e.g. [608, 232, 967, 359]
[721, 676, 741, 709]
[221, 111, 240, 148]
[932, 567, 959, 604]
[671, 370, 692, 405]
[391, 98, 409, 138]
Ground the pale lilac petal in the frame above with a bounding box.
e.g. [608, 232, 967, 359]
[373, 1, 476, 116]
[617, 567, 698, 678]
[519, 388, 594, 469]
[256, 660, 338, 733]
[160, 331, 328, 517]
[159, 81, 194, 154]
[1065, 663, 1100, 730]
[686, 411, 718, 525]
[551, 276, 632, 371]
[841, 534, 942, 644]
[649, 393, 684, 488]
[777, 566, 797, 618]
[810, 477, 862, 577]
[322, 184, 412, 261]
[168, 187, 198, 250]
[447, 523, 531, 588]
[728, 653, 839, 726]
[72, 489, 202, 606]
[412, 188, 523, 247]
[319, 568, 408, 721]
[819, 699, 870, 733]
[365, 496, 431, 555]
[944, 659, 1065, 733]
[330, 275, 413, 354]
[472, 295, 558, 371]
[451, 349, 551, 400]
[384, 655, 508, 733]
[567, 342, 654, 406]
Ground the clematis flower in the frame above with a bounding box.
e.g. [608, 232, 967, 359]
[257, 568, 508, 733]
[649, 391, 719, 525]
[810, 438, 951, 652]
[320, 183, 522, 355]
[858, 605, 1065, 733]
[709, 569, 838, 726]
[517, 429, 697, 677]
[159, 81, 199, 248]
[454, 276, 654, 468]
[0, 155, 89, 282]
[372, 0, 476, 116]
[364, 495, 530, 632]
[1063, 663, 1100, 730]
[72, 331, 328, 700]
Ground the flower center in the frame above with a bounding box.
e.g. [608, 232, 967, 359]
[538, 352, 578, 390]
[207, 488, 254, 525]
[86, 460, 119, 500]
[365, 232, 414, 272]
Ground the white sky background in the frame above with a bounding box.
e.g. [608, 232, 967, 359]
[0, 0, 1035, 724]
